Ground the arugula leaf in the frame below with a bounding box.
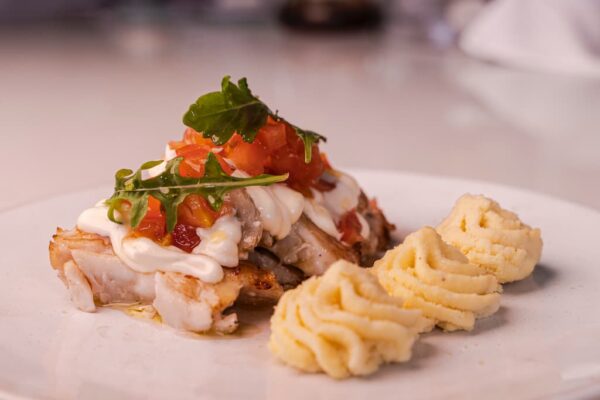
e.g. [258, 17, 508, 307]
[182, 76, 326, 162]
[182, 76, 271, 145]
[106, 153, 288, 232]
[291, 125, 328, 163]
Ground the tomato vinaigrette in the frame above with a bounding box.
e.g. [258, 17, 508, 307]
[129, 117, 364, 252]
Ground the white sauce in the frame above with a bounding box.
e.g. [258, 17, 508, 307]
[302, 172, 367, 241]
[120, 238, 223, 283]
[236, 169, 364, 242]
[303, 197, 342, 240]
[76, 203, 241, 283]
[193, 215, 242, 267]
[245, 183, 304, 240]
[233, 169, 366, 242]
[321, 172, 361, 218]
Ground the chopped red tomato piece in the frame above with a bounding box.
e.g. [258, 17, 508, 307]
[170, 128, 215, 150]
[224, 134, 267, 175]
[173, 120, 329, 192]
[266, 123, 325, 194]
[176, 144, 232, 178]
[338, 210, 363, 246]
[134, 196, 167, 241]
[171, 223, 201, 253]
[256, 116, 287, 152]
[176, 144, 211, 177]
[177, 194, 221, 229]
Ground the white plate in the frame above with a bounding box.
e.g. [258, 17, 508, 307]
[1, 170, 600, 400]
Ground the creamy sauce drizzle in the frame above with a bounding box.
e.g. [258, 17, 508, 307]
[245, 184, 304, 239]
[77, 203, 241, 283]
[303, 195, 342, 240]
[241, 170, 364, 241]
[193, 215, 242, 267]
[321, 172, 361, 218]
[229, 165, 306, 240]
[304, 171, 365, 240]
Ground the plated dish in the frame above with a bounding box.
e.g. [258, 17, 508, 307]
[1, 171, 599, 399]
[49, 76, 393, 335]
[46, 77, 549, 381]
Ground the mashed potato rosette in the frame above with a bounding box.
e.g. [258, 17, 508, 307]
[437, 194, 543, 283]
[268, 260, 431, 379]
[373, 227, 501, 331]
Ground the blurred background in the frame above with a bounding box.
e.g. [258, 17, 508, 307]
[1, 0, 599, 211]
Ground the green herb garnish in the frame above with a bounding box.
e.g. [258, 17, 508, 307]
[106, 153, 288, 232]
[292, 126, 327, 163]
[183, 76, 326, 163]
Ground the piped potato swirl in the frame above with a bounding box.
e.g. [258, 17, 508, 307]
[373, 227, 501, 331]
[268, 260, 431, 379]
[437, 194, 543, 283]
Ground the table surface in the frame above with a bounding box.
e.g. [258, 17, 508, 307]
[2, 23, 599, 212]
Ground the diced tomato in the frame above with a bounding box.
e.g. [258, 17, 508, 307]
[224, 133, 267, 175]
[170, 120, 329, 192]
[169, 141, 183, 151]
[176, 144, 211, 177]
[169, 140, 185, 151]
[177, 194, 221, 229]
[185, 128, 215, 146]
[338, 210, 363, 246]
[135, 196, 167, 241]
[171, 223, 201, 253]
[176, 144, 232, 178]
[266, 122, 325, 193]
[170, 128, 215, 150]
[256, 116, 287, 152]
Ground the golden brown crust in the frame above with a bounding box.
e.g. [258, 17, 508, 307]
[228, 261, 284, 306]
[49, 227, 112, 271]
